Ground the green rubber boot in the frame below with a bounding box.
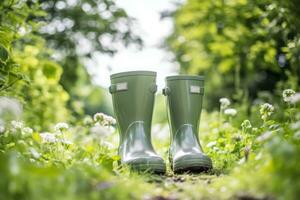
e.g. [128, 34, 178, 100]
[163, 75, 212, 173]
[109, 71, 166, 173]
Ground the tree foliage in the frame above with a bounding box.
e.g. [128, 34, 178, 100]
[167, 0, 300, 109]
[36, 0, 142, 113]
[0, 0, 140, 128]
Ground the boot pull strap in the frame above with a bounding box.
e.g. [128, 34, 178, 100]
[162, 87, 170, 96]
[190, 85, 204, 94]
[109, 82, 128, 94]
[109, 83, 157, 94]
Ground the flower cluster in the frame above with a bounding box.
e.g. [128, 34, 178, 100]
[219, 98, 231, 110]
[22, 127, 33, 135]
[291, 93, 300, 104]
[224, 108, 237, 117]
[40, 132, 57, 143]
[93, 112, 116, 126]
[282, 89, 296, 103]
[54, 122, 69, 132]
[0, 125, 5, 133]
[260, 103, 274, 121]
[39, 132, 72, 144]
[11, 120, 23, 129]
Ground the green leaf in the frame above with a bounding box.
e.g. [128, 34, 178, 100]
[0, 44, 9, 63]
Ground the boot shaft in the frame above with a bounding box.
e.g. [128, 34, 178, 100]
[109, 71, 157, 141]
[164, 75, 205, 137]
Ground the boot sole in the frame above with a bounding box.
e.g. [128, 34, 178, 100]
[173, 158, 212, 174]
[129, 163, 166, 174]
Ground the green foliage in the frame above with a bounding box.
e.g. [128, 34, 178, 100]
[36, 0, 142, 116]
[12, 43, 70, 129]
[0, 0, 70, 129]
[166, 0, 300, 109]
[0, 0, 140, 129]
[0, 0, 43, 92]
[1, 90, 300, 199]
[0, 0, 300, 199]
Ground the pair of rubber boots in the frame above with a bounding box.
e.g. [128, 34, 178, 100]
[109, 71, 212, 174]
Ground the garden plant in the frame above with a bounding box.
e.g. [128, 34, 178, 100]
[0, 0, 300, 199]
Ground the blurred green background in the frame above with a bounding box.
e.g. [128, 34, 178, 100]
[1, 0, 299, 130]
[1, 1, 300, 199]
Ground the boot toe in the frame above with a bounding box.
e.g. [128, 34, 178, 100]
[173, 153, 212, 173]
[124, 154, 166, 174]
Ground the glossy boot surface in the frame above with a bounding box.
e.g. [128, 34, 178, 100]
[109, 71, 166, 173]
[163, 75, 212, 173]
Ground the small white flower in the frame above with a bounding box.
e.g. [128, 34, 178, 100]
[260, 103, 274, 120]
[0, 125, 5, 133]
[219, 98, 231, 109]
[29, 147, 40, 159]
[282, 89, 296, 102]
[22, 127, 33, 135]
[290, 93, 300, 104]
[290, 121, 300, 130]
[93, 113, 105, 122]
[224, 108, 237, 116]
[206, 141, 217, 148]
[90, 124, 111, 137]
[54, 122, 69, 132]
[40, 132, 57, 143]
[83, 116, 93, 126]
[59, 139, 73, 145]
[105, 116, 116, 125]
[256, 131, 273, 142]
[11, 120, 23, 129]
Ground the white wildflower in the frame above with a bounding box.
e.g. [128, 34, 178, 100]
[90, 124, 111, 137]
[219, 98, 231, 109]
[224, 108, 237, 116]
[93, 112, 105, 122]
[241, 120, 252, 130]
[290, 121, 300, 130]
[22, 127, 33, 135]
[105, 116, 116, 125]
[282, 89, 296, 102]
[290, 93, 300, 104]
[0, 125, 5, 133]
[206, 141, 217, 148]
[83, 116, 93, 126]
[11, 120, 23, 129]
[60, 139, 73, 145]
[93, 112, 116, 126]
[29, 147, 41, 159]
[256, 131, 273, 142]
[260, 103, 274, 121]
[40, 132, 57, 143]
[54, 122, 69, 132]
[0, 97, 23, 122]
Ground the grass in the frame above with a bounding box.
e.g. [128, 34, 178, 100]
[0, 91, 300, 200]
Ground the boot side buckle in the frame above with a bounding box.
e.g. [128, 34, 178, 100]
[149, 84, 157, 93]
[162, 87, 170, 96]
[109, 82, 128, 94]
